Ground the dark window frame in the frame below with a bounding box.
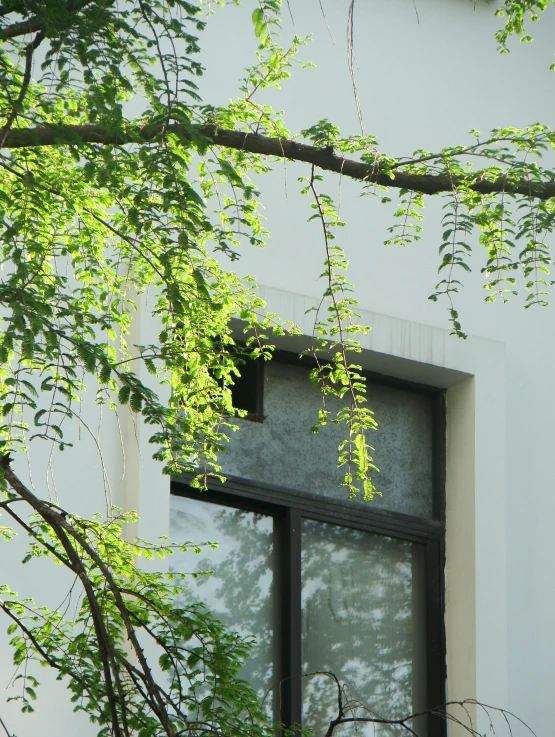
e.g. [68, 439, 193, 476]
[171, 364, 446, 737]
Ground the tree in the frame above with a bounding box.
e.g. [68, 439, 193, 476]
[0, 1, 551, 736]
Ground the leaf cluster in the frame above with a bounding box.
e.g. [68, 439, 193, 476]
[0, 483, 272, 737]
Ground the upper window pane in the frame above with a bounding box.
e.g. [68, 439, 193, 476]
[220, 361, 435, 519]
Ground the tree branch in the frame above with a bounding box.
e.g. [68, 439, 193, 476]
[0, 716, 13, 737]
[0, 456, 177, 737]
[0, 458, 125, 737]
[1, 122, 554, 199]
[0, 17, 44, 40]
[1, 29, 45, 146]
[0, 0, 95, 39]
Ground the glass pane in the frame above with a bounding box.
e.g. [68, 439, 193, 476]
[301, 519, 427, 737]
[220, 361, 434, 519]
[169, 495, 278, 717]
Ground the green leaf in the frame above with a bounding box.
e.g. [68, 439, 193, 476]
[130, 392, 143, 412]
[118, 385, 131, 405]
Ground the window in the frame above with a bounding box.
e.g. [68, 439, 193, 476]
[170, 356, 446, 737]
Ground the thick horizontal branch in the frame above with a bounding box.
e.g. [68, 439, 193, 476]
[0, 16, 44, 39]
[3, 122, 555, 200]
[0, 0, 94, 39]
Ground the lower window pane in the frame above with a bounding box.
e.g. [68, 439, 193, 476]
[169, 496, 277, 717]
[301, 520, 427, 737]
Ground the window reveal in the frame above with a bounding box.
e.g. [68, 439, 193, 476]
[228, 354, 264, 420]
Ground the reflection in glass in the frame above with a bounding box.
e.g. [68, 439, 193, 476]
[302, 520, 427, 737]
[169, 496, 277, 717]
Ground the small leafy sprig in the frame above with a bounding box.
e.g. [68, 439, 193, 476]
[298, 157, 378, 500]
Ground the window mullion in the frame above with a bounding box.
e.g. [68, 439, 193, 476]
[425, 538, 446, 737]
[280, 507, 302, 732]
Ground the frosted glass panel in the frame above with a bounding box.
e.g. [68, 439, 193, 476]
[301, 520, 427, 737]
[220, 361, 434, 519]
[169, 495, 277, 715]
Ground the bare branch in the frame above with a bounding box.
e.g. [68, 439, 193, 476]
[0, 716, 13, 737]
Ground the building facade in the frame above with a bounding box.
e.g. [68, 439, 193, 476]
[1, 2, 554, 736]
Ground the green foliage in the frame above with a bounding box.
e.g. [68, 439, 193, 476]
[0, 0, 290, 485]
[297, 161, 378, 500]
[0, 2, 382, 732]
[0, 0, 383, 501]
[0, 497, 272, 737]
[0, 0, 553, 489]
[494, 1, 551, 54]
[385, 189, 425, 248]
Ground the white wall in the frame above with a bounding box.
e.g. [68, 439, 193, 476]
[2, 1, 554, 736]
[196, 2, 555, 733]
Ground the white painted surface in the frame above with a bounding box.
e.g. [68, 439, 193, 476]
[1, 1, 554, 736]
